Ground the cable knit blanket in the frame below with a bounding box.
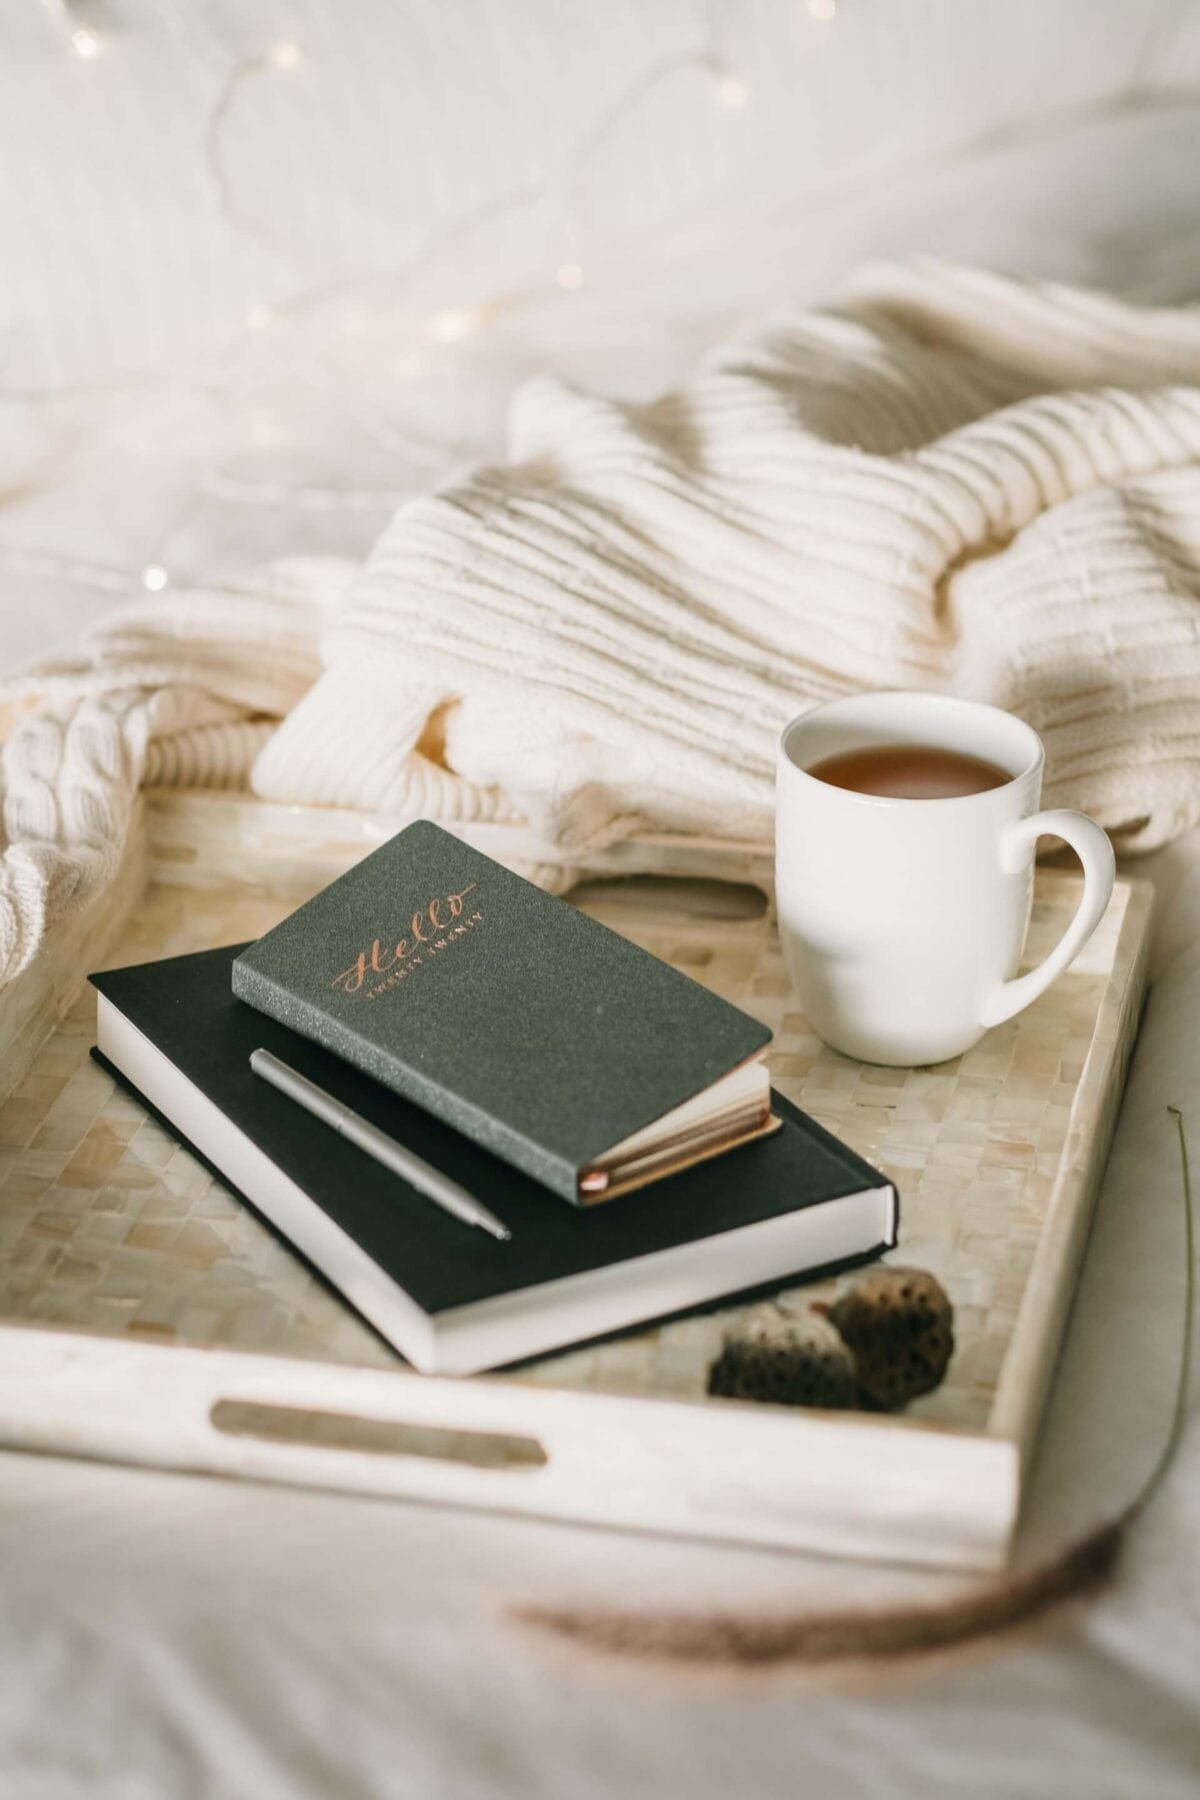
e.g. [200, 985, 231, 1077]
[4, 262, 1200, 986]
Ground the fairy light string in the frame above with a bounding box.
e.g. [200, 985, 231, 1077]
[32, 0, 845, 595]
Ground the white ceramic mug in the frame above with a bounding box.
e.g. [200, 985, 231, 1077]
[775, 693, 1116, 1066]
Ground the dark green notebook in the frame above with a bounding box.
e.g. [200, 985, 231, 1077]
[232, 821, 775, 1203]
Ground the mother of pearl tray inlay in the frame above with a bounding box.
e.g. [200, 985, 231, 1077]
[0, 794, 1151, 1570]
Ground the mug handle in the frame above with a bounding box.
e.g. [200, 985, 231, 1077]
[980, 810, 1116, 1029]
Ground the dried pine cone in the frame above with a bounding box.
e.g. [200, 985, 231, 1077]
[707, 1303, 858, 1409]
[825, 1266, 954, 1410]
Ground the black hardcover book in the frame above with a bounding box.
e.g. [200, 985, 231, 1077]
[231, 820, 778, 1204]
[91, 945, 898, 1374]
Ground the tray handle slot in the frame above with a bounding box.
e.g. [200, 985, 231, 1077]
[209, 1398, 548, 1472]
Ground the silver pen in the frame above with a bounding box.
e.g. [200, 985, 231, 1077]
[250, 1048, 512, 1242]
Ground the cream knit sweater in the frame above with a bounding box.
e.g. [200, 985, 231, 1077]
[4, 263, 1200, 985]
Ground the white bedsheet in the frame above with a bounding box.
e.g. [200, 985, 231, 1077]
[4, 366, 1199, 1795]
[2, 5, 1200, 1790]
[3, 319, 1199, 1800]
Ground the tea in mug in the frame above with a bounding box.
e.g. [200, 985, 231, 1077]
[807, 743, 1010, 800]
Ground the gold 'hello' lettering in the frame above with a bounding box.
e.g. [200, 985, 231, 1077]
[331, 884, 477, 992]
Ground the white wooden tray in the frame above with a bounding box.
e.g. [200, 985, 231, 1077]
[0, 794, 1151, 1570]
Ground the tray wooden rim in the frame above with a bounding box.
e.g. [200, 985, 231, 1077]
[0, 793, 1154, 1569]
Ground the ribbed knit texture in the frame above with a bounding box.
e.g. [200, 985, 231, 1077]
[0, 568, 334, 984]
[253, 263, 1200, 857]
[4, 263, 1200, 985]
